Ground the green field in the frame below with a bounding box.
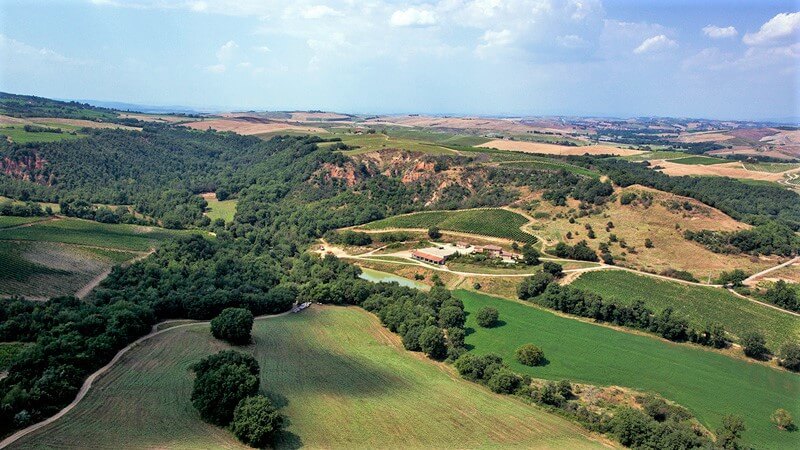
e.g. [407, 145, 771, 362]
[743, 162, 800, 173]
[571, 270, 800, 350]
[0, 241, 139, 298]
[668, 156, 729, 165]
[334, 133, 458, 155]
[0, 125, 84, 143]
[203, 197, 238, 222]
[360, 209, 537, 243]
[11, 307, 606, 449]
[0, 216, 48, 229]
[0, 218, 194, 252]
[457, 290, 800, 450]
[380, 127, 492, 147]
[496, 160, 602, 178]
[620, 150, 691, 162]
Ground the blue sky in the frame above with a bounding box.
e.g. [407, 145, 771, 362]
[0, 0, 798, 120]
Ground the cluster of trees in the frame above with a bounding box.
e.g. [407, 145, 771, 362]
[58, 199, 152, 225]
[0, 200, 48, 217]
[684, 222, 800, 257]
[761, 280, 799, 312]
[0, 92, 118, 120]
[0, 296, 154, 434]
[552, 240, 599, 262]
[519, 279, 729, 349]
[324, 230, 373, 246]
[536, 170, 613, 206]
[190, 351, 283, 447]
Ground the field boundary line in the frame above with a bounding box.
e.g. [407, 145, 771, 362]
[743, 256, 799, 284]
[0, 310, 293, 449]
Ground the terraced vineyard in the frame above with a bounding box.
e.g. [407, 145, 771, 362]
[359, 209, 537, 243]
[10, 307, 606, 449]
[457, 290, 800, 450]
[571, 270, 800, 350]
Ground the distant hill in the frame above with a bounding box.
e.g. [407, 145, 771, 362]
[0, 92, 118, 120]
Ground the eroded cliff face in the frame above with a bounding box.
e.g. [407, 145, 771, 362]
[313, 148, 506, 207]
[1, 153, 50, 184]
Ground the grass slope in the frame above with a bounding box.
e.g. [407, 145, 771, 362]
[204, 198, 238, 222]
[12, 307, 606, 449]
[336, 133, 458, 155]
[0, 216, 48, 229]
[570, 270, 800, 350]
[0, 218, 193, 252]
[457, 290, 800, 450]
[360, 209, 537, 243]
[0, 126, 83, 144]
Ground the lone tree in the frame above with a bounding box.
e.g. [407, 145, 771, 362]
[476, 306, 499, 328]
[741, 331, 769, 360]
[770, 409, 794, 431]
[231, 395, 284, 447]
[428, 226, 441, 239]
[211, 308, 254, 345]
[516, 344, 545, 366]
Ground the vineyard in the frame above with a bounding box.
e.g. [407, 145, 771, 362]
[0, 218, 195, 252]
[571, 270, 800, 350]
[359, 208, 537, 243]
[496, 160, 601, 178]
[0, 216, 48, 229]
[457, 290, 800, 450]
[0, 241, 138, 298]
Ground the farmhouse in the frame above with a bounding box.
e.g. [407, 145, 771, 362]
[411, 244, 469, 265]
[474, 244, 503, 256]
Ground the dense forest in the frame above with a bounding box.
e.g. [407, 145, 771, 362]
[0, 92, 117, 120]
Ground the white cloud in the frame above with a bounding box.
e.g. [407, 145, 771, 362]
[475, 29, 513, 56]
[390, 7, 437, 27]
[702, 25, 737, 39]
[633, 34, 677, 54]
[0, 34, 84, 64]
[254, 45, 271, 53]
[205, 63, 226, 73]
[743, 12, 800, 46]
[216, 40, 238, 61]
[300, 5, 342, 19]
[557, 34, 587, 48]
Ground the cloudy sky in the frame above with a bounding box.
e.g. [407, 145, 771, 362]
[1, 0, 798, 120]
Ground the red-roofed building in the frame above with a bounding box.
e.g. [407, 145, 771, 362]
[411, 250, 446, 265]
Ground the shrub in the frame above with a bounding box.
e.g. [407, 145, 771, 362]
[778, 342, 800, 372]
[211, 308, 254, 345]
[515, 344, 545, 366]
[741, 331, 769, 360]
[541, 261, 563, 278]
[770, 408, 794, 431]
[644, 238, 653, 248]
[517, 272, 554, 300]
[427, 226, 441, 239]
[231, 395, 284, 447]
[715, 269, 748, 287]
[454, 353, 503, 382]
[476, 306, 499, 328]
[487, 368, 522, 394]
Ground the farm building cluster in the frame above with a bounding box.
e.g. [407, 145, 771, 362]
[411, 242, 522, 265]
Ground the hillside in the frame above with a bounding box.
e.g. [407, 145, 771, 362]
[9, 307, 608, 449]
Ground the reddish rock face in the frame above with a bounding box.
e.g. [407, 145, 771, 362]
[1, 153, 49, 184]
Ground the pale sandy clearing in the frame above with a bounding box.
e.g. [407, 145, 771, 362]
[118, 113, 189, 123]
[654, 160, 798, 181]
[478, 139, 644, 156]
[676, 131, 736, 143]
[181, 118, 327, 135]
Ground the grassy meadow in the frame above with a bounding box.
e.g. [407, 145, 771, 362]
[571, 270, 800, 350]
[333, 132, 459, 155]
[203, 196, 238, 222]
[359, 208, 537, 243]
[0, 125, 84, 144]
[0, 216, 49, 229]
[496, 160, 602, 178]
[11, 307, 607, 449]
[457, 290, 800, 450]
